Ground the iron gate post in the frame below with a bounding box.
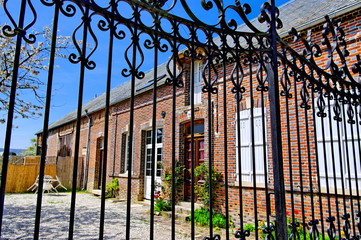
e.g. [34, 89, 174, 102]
[268, 0, 288, 239]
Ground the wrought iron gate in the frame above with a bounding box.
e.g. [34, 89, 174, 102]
[1, 0, 361, 239]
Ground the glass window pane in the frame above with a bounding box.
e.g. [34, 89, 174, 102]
[157, 129, 163, 143]
[146, 130, 152, 145]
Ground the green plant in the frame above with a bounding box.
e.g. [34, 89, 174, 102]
[244, 223, 256, 232]
[105, 178, 119, 198]
[161, 161, 185, 203]
[194, 162, 222, 206]
[154, 190, 171, 212]
[189, 207, 230, 228]
[257, 216, 331, 240]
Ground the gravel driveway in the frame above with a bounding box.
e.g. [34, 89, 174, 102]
[1, 193, 194, 239]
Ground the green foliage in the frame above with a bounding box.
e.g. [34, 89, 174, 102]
[244, 223, 256, 232]
[194, 162, 222, 206]
[105, 178, 119, 198]
[161, 161, 185, 203]
[154, 198, 172, 212]
[190, 208, 230, 229]
[21, 138, 37, 156]
[243, 218, 331, 240]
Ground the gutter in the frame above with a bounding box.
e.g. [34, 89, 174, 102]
[82, 109, 91, 190]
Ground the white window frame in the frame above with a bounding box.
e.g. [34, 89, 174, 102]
[235, 107, 267, 186]
[145, 128, 164, 178]
[193, 61, 203, 105]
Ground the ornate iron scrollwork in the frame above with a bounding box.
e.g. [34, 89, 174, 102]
[262, 222, 276, 240]
[317, 91, 327, 118]
[165, 53, 184, 88]
[230, 56, 246, 102]
[234, 229, 250, 239]
[326, 216, 337, 240]
[203, 234, 221, 240]
[258, 1, 283, 30]
[308, 219, 320, 240]
[357, 212, 361, 238]
[288, 221, 301, 240]
[2, 0, 37, 43]
[342, 213, 352, 240]
[67, 3, 98, 70]
[279, 14, 361, 103]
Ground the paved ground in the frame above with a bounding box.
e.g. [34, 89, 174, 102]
[1, 193, 199, 240]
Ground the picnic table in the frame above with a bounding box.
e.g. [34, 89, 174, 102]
[27, 175, 67, 193]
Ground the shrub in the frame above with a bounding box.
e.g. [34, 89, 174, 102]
[105, 178, 119, 198]
[190, 208, 230, 228]
[154, 190, 171, 212]
[194, 162, 222, 206]
[161, 161, 185, 203]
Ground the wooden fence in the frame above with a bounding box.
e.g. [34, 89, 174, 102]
[2, 156, 56, 193]
[0, 156, 83, 193]
[56, 156, 83, 190]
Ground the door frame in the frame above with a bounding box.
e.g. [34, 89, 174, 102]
[183, 120, 205, 201]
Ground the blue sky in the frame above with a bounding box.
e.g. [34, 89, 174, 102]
[0, 0, 289, 149]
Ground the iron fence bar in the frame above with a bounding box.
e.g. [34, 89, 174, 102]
[170, 38, 178, 240]
[98, 13, 116, 240]
[354, 103, 361, 237]
[34, 1, 61, 239]
[125, 6, 140, 240]
[310, 84, 326, 239]
[268, 1, 287, 239]
[317, 90, 336, 240]
[149, 23, 161, 240]
[189, 44, 196, 240]
[353, 102, 361, 214]
[206, 52, 214, 240]
[326, 95, 342, 240]
[333, 96, 349, 238]
[292, 60, 307, 239]
[302, 79, 319, 239]
[68, 4, 91, 239]
[233, 53, 246, 239]
[259, 52, 271, 238]
[220, 43, 230, 239]
[0, 0, 30, 236]
[279, 49, 298, 239]
[248, 52, 259, 240]
[340, 99, 356, 238]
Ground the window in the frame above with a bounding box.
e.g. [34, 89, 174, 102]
[58, 133, 72, 157]
[193, 61, 203, 105]
[236, 108, 267, 185]
[316, 101, 361, 191]
[120, 133, 133, 174]
[145, 129, 163, 177]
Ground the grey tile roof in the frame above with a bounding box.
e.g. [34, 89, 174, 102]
[45, 0, 361, 132]
[46, 61, 171, 131]
[271, 0, 360, 36]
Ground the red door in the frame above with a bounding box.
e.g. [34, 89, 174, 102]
[184, 137, 205, 201]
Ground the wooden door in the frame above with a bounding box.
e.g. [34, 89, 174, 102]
[184, 137, 205, 201]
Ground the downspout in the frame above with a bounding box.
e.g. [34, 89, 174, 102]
[82, 109, 91, 190]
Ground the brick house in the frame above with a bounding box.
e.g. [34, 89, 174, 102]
[38, 0, 361, 228]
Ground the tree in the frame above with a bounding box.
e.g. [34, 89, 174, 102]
[0, 23, 71, 124]
[21, 138, 37, 156]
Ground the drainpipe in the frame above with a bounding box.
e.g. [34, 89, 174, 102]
[82, 109, 91, 190]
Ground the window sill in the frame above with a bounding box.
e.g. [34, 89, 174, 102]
[108, 174, 140, 179]
[229, 181, 267, 188]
